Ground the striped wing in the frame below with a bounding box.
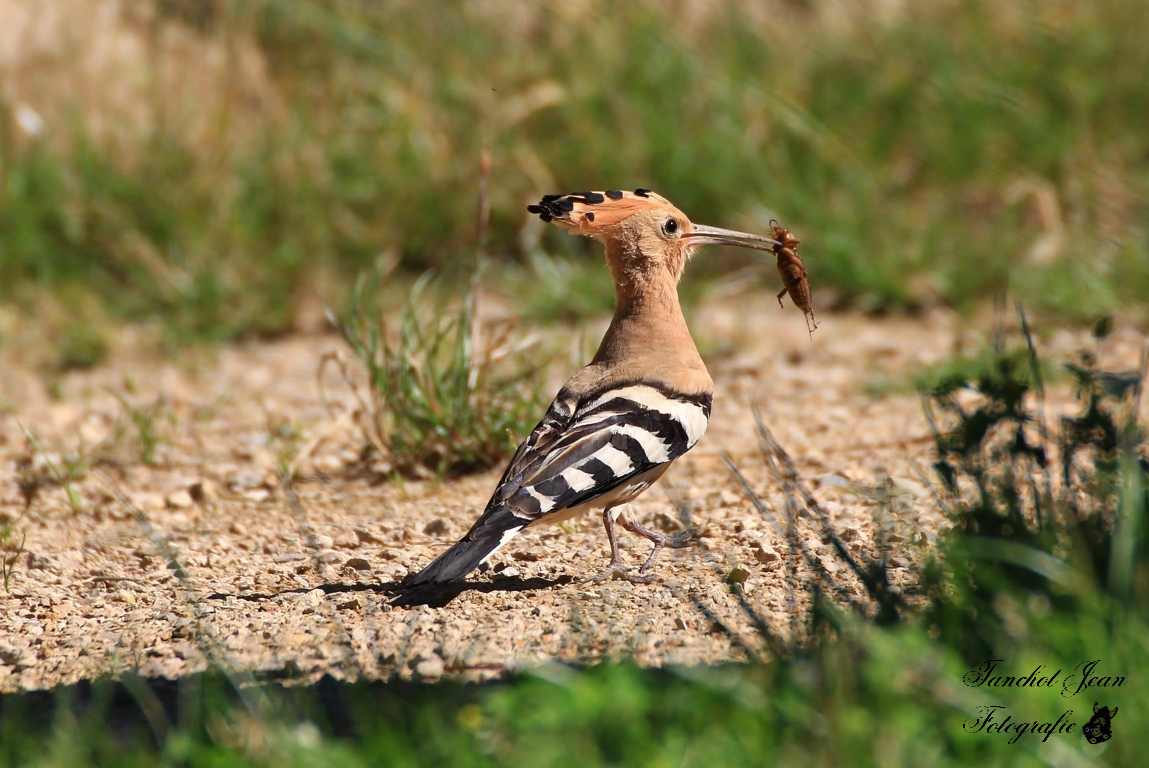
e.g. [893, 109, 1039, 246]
[487, 383, 712, 523]
[404, 382, 711, 585]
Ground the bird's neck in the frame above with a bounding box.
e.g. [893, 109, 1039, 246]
[610, 270, 683, 321]
[591, 245, 702, 373]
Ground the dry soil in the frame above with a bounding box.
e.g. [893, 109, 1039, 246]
[1, 294, 1145, 692]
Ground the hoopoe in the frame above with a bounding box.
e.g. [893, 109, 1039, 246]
[406, 189, 779, 585]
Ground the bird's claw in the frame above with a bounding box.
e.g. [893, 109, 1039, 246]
[661, 529, 697, 549]
[584, 564, 655, 585]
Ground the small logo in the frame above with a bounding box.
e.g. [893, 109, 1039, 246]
[1081, 702, 1118, 745]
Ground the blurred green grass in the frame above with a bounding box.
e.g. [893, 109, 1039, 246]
[4, 624, 1144, 768]
[1, 0, 1147, 345]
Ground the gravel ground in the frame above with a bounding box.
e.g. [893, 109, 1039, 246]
[1, 294, 1144, 692]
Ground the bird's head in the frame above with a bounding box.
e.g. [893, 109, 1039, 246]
[528, 189, 778, 286]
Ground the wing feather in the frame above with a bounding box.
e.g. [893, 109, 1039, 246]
[407, 382, 711, 585]
[485, 384, 710, 522]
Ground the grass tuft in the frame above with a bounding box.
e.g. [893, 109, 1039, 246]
[16, 423, 88, 514]
[108, 386, 169, 467]
[0, 513, 26, 593]
[326, 270, 544, 479]
[55, 324, 109, 373]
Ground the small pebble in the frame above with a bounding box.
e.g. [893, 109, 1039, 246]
[166, 490, 194, 509]
[133, 493, 166, 512]
[414, 653, 445, 679]
[337, 595, 365, 611]
[296, 589, 325, 614]
[229, 469, 265, 491]
[754, 544, 779, 564]
[354, 528, 384, 545]
[334, 531, 360, 549]
[172, 641, 198, 660]
[189, 480, 217, 503]
[424, 519, 450, 536]
[727, 566, 750, 584]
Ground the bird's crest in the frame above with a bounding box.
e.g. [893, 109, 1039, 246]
[527, 189, 677, 234]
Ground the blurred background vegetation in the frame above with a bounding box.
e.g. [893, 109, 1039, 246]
[1, 0, 1147, 352]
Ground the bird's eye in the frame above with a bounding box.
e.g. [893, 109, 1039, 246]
[664, 218, 679, 235]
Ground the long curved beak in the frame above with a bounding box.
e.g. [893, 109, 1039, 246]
[683, 224, 779, 252]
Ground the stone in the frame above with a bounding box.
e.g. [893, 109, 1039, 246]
[333, 531, 359, 549]
[133, 492, 166, 512]
[296, 589, 325, 614]
[166, 490, 194, 509]
[423, 519, 450, 536]
[727, 566, 750, 584]
[229, 469, 265, 491]
[354, 528, 384, 545]
[307, 534, 334, 550]
[413, 653, 445, 679]
[754, 543, 779, 564]
[189, 480, 217, 504]
[0, 643, 34, 671]
[172, 641, 198, 660]
[337, 595, 365, 611]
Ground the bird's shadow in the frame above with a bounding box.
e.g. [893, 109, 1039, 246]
[206, 574, 576, 609]
[390, 574, 577, 608]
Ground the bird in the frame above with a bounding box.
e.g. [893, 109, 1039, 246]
[405, 189, 780, 585]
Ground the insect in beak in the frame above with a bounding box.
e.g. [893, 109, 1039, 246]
[686, 221, 818, 338]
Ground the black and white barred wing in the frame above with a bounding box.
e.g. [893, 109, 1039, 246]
[404, 384, 710, 585]
[497, 384, 711, 518]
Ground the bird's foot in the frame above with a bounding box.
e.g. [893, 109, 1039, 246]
[656, 529, 697, 550]
[623, 521, 697, 575]
[625, 521, 696, 550]
[584, 562, 655, 585]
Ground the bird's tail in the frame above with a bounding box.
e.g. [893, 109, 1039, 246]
[404, 507, 525, 586]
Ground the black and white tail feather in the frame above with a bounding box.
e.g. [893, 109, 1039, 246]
[405, 381, 711, 585]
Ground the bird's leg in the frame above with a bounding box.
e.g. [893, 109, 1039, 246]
[585, 507, 655, 584]
[622, 518, 695, 575]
